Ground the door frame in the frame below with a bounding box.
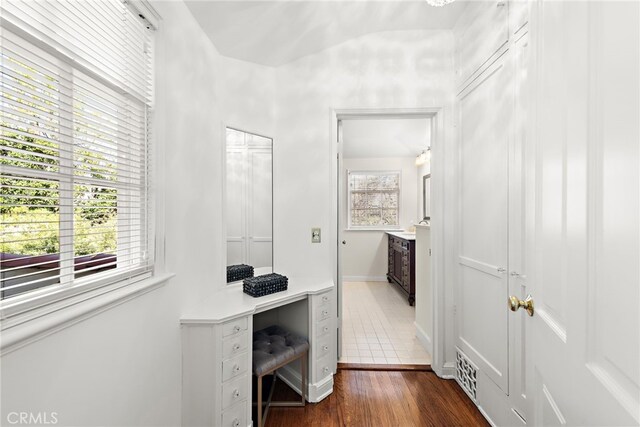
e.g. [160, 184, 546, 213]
[330, 107, 450, 376]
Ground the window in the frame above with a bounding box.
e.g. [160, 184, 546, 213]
[348, 171, 400, 229]
[0, 0, 154, 306]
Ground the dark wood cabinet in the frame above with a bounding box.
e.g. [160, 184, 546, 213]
[387, 234, 415, 306]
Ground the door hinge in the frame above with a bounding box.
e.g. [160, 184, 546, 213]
[453, 304, 457, 316]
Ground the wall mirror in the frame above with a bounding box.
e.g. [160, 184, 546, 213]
[225, 128, 273, 283]
[422, 173, 431, 221]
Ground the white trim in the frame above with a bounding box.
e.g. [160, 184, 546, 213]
[0, 272, 174, 355]
[415, 321, 433, 355]
[342, 275, 387, 282]
[438, 362, 457, 379]
[277, 364, 334, 403]
[331, 107, 451, 379]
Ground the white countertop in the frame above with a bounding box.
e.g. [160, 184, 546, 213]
[386, 231, 416, 241]
[181, 273, 334, 324]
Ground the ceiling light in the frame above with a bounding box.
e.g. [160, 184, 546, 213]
[426, 0, 455, 6]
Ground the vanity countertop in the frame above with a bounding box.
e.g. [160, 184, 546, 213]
[181, 274, 334, 324]
[386, 231, 416, 241]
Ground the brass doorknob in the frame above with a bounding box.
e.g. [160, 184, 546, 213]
[508, 294, 534, 317]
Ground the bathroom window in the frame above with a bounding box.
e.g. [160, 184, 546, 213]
[347, 171, 400, 229]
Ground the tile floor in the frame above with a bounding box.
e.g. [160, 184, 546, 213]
[339, 281, 432, 365]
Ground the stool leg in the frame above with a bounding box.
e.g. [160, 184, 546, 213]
[257, 374, 263, 427]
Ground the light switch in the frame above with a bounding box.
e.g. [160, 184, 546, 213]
[311, 228, 321, 243]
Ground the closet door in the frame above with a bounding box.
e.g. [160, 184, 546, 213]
[457, 55, 511, 394]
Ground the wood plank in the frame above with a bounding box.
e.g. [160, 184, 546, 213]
[265, 369, 489, 427]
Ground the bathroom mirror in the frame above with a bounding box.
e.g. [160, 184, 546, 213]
[422, 174, 431, 221]
[225, 128, 273, 282]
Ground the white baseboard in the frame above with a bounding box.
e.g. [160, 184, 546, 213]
[342, 275, 387, 282]
[414, 322, 433, 355]
[432, 360, 456, 379]
[277, 364, 334, 403]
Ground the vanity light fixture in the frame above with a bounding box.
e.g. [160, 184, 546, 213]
[426, 0, 455, 6]
[415, 148, 431, 166]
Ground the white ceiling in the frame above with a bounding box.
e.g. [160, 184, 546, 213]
[342, 118, 431, 159]
[184, 1, 468, 66]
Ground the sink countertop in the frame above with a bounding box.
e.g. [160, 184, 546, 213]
[386, 230, 416, 241]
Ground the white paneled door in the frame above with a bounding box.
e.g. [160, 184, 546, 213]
[528, 1, 639, 425]
[458, 54, 511, 394]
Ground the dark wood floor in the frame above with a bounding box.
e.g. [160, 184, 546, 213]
[265, 368, 489, 427]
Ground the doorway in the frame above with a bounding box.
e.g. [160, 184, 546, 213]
[332, 109, 443, 367]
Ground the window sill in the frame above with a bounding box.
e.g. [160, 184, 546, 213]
[0, 272, 175, 355]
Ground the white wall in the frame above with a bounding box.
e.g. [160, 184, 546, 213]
[415, 224, 432, 353]
[0, 285, 182, 427]
[274, 29, 455, 279]
[158, 5, 277, 306]
[341, 157, 418, 280]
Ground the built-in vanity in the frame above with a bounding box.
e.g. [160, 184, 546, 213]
[386, 231, 416, 305]
[180, 274, 336, 427]
[180, 128, 336, 427]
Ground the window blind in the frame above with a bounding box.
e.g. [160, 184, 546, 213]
[0, 0, 154, 303]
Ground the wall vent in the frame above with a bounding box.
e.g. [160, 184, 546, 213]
[456, 349, 478, 401]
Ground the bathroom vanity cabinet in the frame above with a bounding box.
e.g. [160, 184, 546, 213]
[386, 232, 416, 305]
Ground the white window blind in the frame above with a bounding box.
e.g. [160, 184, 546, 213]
[348, 171, 400, 229]
[0, 0, 154, 304]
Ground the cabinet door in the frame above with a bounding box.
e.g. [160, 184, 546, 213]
[393, 247, 403, 283]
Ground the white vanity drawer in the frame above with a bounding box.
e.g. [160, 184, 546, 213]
[222, 375, 248, 410]
[222, 317, 248, 338]
[316, 336, 332, 358]
[314, 291, 332, 309]
[222, 353, 248, 382]
[223, 331, 248, 360]
[221, 401, 246, 427]
[316, 306, 332, 322]
[316, 355, 333, 380]
[316, 317, 332, 338]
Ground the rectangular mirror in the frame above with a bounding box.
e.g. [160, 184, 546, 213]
[225, 128, 273, 283]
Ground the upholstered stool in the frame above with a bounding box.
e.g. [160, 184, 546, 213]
[252, 325, 309, 427]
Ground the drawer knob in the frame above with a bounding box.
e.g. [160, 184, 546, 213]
[233, 389, 240, 398]
[323, 327, 329, 332]
[323, 345, 329, 351]
[322, 296, 329, 302]
[322, 310, 329, 316]
[233, 325, 241, 333]
[323, 367, 330, 373]
[232, 418, 240, 427]
[233, 343, 241, 351]
[233, 364, 240, 372]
